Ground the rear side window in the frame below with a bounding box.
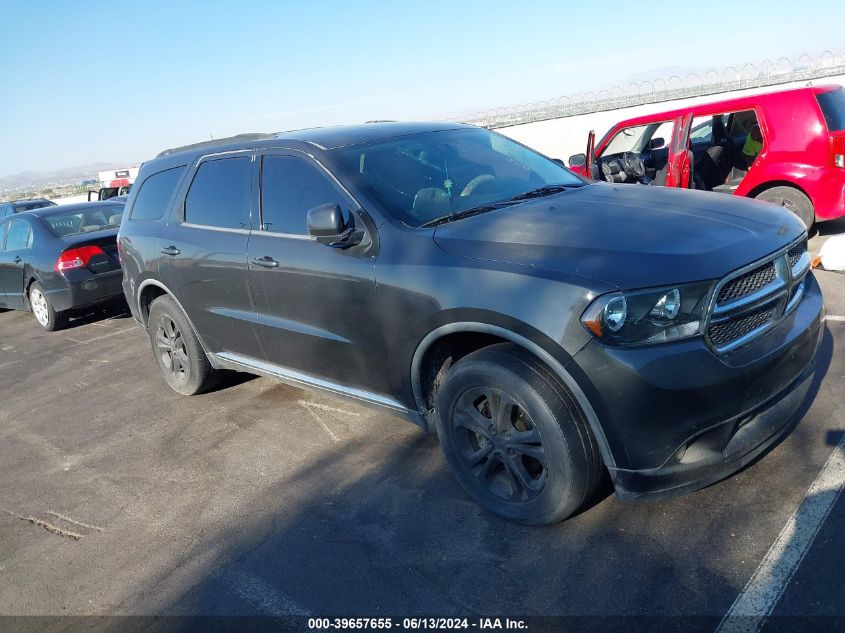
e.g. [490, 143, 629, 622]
[4, 220, 32, 250]
[260, 156, 348, 235]
[130, 166, 186, 221]
[185, 157, 252, 229]
[816, 88, 845, 132]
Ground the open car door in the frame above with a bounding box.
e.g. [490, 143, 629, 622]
[666, 113, 693, 188]
[585, 130, 596, 179]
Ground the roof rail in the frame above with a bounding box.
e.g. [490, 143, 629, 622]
[156, 133, 276, 158]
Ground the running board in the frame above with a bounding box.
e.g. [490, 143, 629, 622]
[212, 351, 429, 430]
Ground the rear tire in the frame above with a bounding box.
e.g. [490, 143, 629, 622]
[147, 294, 217, 395]
[435, 343, 602, 525]
[29, 282, 67, 331]
[755, 186, 814, 229]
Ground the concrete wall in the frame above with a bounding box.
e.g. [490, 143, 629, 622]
[495, 75, 845, 163]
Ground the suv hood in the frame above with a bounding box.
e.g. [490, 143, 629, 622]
[432, 183, 806, 289]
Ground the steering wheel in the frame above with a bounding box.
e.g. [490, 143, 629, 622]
[460, 174, 495, 197]
[621, 152, 646, 179]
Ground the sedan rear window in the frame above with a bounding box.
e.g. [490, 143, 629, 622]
[41, 205, 124, 237]
[816, 87, 845, 132]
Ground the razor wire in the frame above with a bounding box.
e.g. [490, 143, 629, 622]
[451, 51, 845, 129]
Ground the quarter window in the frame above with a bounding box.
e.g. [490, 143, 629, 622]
[185, 157, 252, 230]
[260, 156, 348, 235]
[4, 220, 32, 250]
[130, 166, 186, 221]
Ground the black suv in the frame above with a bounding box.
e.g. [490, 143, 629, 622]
[119, 122, 823, 524]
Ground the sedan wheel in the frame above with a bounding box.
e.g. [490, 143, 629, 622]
[30, 287, 50, 327]
[28, 282, 67, 331]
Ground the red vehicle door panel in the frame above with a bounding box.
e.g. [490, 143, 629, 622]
[666, 114, 693, 188]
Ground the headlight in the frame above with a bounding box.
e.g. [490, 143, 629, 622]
[581, 281, 713, 345]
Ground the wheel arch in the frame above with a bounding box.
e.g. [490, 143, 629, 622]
[136, 279, 212, 357]
[410, 322, 615, 468]
[746, 179, 813, 204]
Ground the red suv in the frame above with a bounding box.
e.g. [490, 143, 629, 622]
[568, 85, 845, 227]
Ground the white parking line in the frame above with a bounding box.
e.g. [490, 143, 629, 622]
[219, 567, 310, 616]
[67, 327, 136, 345]
[824, 315, 845, 322]
[716, 434, 845, 633]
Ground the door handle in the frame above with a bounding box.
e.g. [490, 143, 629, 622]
[13, 256, 22, 263]
[251, 256, 279, 268]
[160, 246, 181, 256]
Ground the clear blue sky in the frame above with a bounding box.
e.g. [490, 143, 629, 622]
[2, 0, 844, 177]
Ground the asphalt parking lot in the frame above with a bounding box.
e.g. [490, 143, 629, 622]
[1, 220, 844, 631]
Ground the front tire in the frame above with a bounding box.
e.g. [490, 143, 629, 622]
[29, 282, 67, 331]
[435, 343, 602, 525]
[755, 186, 814, 229]
[147, 295, 217, 395]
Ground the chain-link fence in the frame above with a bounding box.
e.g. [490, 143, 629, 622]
[453, 51, 845, 129]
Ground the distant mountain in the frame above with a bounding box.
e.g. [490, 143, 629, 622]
[0, 162, 137, 193]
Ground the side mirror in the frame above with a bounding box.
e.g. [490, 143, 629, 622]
[649, 137, 666, 150]
[307, 203, 362, 248]
[550, 158, 566, 167]
[568, 153, 587, 168]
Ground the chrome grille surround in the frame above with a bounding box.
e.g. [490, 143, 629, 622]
[705, 235, 810, 354]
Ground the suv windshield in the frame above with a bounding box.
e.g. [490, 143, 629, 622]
[14, 200, 54, 212]
[41, 205, 124, 237]
[330, 128, 583, 227]
[816, 87, 845, 131]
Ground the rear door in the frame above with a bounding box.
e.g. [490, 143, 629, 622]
[0, 218, 33, 309]
[158, 151, 264, 358]
[246, 150, 389, 393]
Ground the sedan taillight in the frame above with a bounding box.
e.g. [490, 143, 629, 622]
[55, 245, 105, 272]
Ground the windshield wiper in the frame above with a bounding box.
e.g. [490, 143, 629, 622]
[419, 183, 582, 228]
[505, 184, 577, 202]
[419, 204, 506, 228]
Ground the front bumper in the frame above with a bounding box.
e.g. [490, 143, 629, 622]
[570, 272, 824, 500]
[47, 269, 125, 313]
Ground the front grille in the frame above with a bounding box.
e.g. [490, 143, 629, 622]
[788, 240, 807, 270]
[706, 236, 808, 353]
[709, 304, 778, 347]
[716, 262, 776, 304]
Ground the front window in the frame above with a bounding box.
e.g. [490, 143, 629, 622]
[329, 128, 583, 227]
[601, 121, 674, 156]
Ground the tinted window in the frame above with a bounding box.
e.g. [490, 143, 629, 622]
[130, 166, 186, 221]
[816, 88, 845, 132]
[185, 157, 251, 229]
[5, 220, 32, 250]
[15, 200, 53, 212]
[41, 204, 123, 237]
[261, 156, 347, 234]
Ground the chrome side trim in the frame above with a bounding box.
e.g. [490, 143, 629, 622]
[410, 322, 616, 468]
[215, 351, 419, 416]
[179, 222, 251, 235]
